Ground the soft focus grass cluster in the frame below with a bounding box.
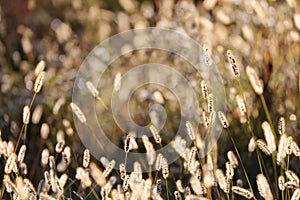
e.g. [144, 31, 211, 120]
[0, 0, 299, 199]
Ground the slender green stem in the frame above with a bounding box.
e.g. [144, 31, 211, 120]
[165, 178, 170, 200]
[227, 129, 256, 200]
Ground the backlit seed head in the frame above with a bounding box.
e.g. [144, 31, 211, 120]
[200, 80, 208, 99]
[185, 121, 196, 140]
[218, 111, 229, 128]
[150, 125, 162, 143]
[114, 72, 122, 91]
[256, 139, 271, 156]
[34, 60, 45, 76]
[34, 71, 46, 93]
[256, 174, 273, 200]
[248, 137, 256, 152]
[262, 121, 276, 152]
[232, 186, 254, 199]
[246, 66, 264, 95]
[278, 117, 286, 135]
[70, 102, 87, 124]
[83, 149, 90, 168]
[278, 175, 285, 191]
[17, 145, 27, 163]
[226, 50, 240, 78]
[291, 188, 300, 200]
[225, 161, 234, 180]
[207, 93, 214, 112]
[236, 95, 246, 113]
[23, 105, 30, 125]
[85, 81, 99, 97]
[227, 151, 238, 168]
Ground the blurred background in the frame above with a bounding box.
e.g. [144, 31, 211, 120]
[0, 0, 299, 198]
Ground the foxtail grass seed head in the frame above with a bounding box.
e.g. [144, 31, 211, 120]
[277, 133, 288, 164]
[202, 111, 210, 128]
[285, 170, 299, 186]
[262, 121, 276, 152]
[155, 153, 163, 171]
[278, 175, 285, 191]
[103, 160, 115, 178]
[124, 135, 131, 152]
[225, 161, 234, 180]
[174, 191, 182, 200]
[49, 156, 56, 169]
[227, 151, 238, 168]
[246, 65, 264, 95]
[154, 179, 162, 195]
[17, 145, 26, 163]
[203, 44, 212, 66]
[236, 95, 246, 113]
[70, 102, 87, 124]
[114, 72, 122, 91]
[256, 174, 273, 200]
[207, 93, 214, 112]
[90, 162, 106, 187]
[186, 121, 196, 140]
[287, 136, 294, 155]
[83, 149, 90, 168]
[119, 163, 126, 180]
[41, 148, 50, 166]
[40, 123, 50, 139]
[200, 80, 208, 99]
[256, 139, 271, 156]
[218, 111, 229, 128]
[226, 50, 240, 77]
[248, 137, 256, 152]
[161, 157, 169, 179]
[176, 180, 184, 193]
[150, 125, 162, 143]
[278, 117, 286, 135]
[209, 110, 216, 125]
[292, 141, 300, 157]
[232, 186, 254, 199]
[55, 140, 65, 153]
[23, 105, 30, 125]
[85, 81, 99, 97]
[5, 153, 17, 174]
[34, 71, 46, 93]
[291, 188, 300, 200]
[216, 169, 227, 193]
[34, 60, 45, 76]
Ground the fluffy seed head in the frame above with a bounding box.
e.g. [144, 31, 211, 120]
[227, 151, 238, 168]
[150, 125, 162, 143]
[207, 93, 214, 112]
[256, 139, 271, 156]
[246, 65, 264, 95]
[226, 50, 240, 77]
[278, 175, 285, 191]
[85, 81, 99, 97]
[34, 60, 45, 76]
[248, 137, 256, 152]
[185, 121, 196, 140]
[23, 105, 30, 125]
[34, 71, 46, 93]
[236, 95, 246, 113]
[262, 121, 276, 152]
[83, 149, 90, 168]
[225, 161, 234, 180]
[200, 80, 208, 99]
[232, 186, 254, 199]
[278, 117, 285, 135]
[17, 145, 27, 163]
[291, 188, 300, 200]
[218, 111, 229, 128]
[256, 174, 273, 200]
[114, 72, 122, 91]
[70, 102, 87, 124]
